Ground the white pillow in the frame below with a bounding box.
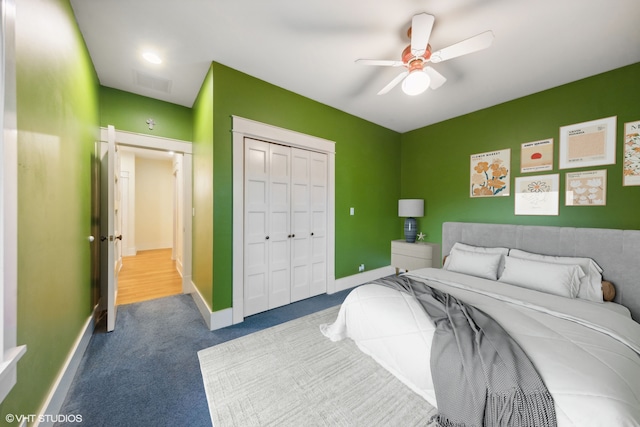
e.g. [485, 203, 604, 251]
[445, 242, 510, 274]
[498, 256, 585, 298]
[508, 249, 603, 303]
[444, 248, 503, 280]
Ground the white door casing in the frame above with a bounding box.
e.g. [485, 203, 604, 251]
[233, 116, 335, 324]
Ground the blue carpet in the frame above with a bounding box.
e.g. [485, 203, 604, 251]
[55, 290, 351, 427]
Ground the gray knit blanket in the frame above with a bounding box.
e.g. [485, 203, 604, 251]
[373, 275, 557, 427]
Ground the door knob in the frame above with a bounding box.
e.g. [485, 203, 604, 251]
[116, 235, 123, 240]
[100, 236, 107, 242]
[88, 235, 95, 242]
[266, 236, 269, 240]
[311, 232, 314, 236]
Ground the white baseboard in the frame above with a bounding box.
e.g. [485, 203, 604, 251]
[188, 280, 233, 331]
[189, 267, 393, 331]
[33, 306, 97, 427]
[332, 265, 395, 293]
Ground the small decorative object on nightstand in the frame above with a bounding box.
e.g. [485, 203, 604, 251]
[398, 199, 424, 243]
[391, 240, 441, 275]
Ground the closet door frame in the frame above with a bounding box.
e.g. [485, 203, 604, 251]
[232, 116, 336, 324]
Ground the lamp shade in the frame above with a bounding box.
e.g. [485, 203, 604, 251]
[398, 199, 424, 217]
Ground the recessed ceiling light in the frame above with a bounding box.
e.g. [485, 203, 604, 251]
[142, 52, 162, 64]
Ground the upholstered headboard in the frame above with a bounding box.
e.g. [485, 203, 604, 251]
[442, 222, 640, 322]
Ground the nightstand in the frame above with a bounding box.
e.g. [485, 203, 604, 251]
[391, 240, 441, 275]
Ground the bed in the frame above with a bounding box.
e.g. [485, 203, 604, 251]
[321, 222, 640, 426]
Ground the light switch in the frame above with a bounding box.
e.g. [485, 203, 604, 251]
[350, 207, 355, 216]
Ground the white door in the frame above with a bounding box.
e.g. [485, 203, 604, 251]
[291, 148, 311, 302]
[244, 139, 270, 315]
[244, 139, 327, 316]
[268, 144, 292, 309]
[100, 125, 121, 332]
[309, 151, 328, 296]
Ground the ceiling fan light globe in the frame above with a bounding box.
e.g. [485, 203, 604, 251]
[402, 70, 431, 96]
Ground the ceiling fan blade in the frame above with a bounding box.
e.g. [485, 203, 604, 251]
[411, 13, 435, 57]
[377, 71, 408, 95]
[356, 59, 404, 67]
[430, 30, 494, 63]
[424, 66, 447, 89]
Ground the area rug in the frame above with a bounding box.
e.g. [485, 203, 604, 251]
[198, 306, 438, 426]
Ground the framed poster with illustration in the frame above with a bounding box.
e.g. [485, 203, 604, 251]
[521, 138, 553, 173]
[565, 169, 606, 206]
[514, 174, 559, 216]
[470, 149, 510, 197]
[559, 116, 616, 169]
[624, 120, 640, 186]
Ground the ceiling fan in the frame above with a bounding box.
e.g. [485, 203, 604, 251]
[357, 13, 494, 96]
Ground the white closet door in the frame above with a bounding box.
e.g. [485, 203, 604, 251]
[290, 148, 311, 302]
[267, 144, 292, 309]
[309, 151, 328, 296]
[244, 139, 270, 316]
[244, 139, 326, 316]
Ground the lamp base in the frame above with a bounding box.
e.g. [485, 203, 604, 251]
[404, 217, 417, 243]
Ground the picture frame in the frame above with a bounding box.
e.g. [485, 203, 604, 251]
[565, 169, 607, 206]
[470, 149, 510, 198]
[520, 138, 553, 173]
[623, 119, 640, 186]
[514, 174, 559, 216]
[559, 116, 616, 169]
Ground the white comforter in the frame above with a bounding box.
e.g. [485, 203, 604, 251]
[321, 268, 640, 426]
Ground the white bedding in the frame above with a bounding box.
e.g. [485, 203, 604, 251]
[321, 268, 640, 426]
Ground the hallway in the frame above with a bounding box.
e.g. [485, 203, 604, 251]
[116, 248, 182, 305]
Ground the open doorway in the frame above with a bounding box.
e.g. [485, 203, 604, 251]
[116, 146, 183, 305]
[98, 126, 193, 330]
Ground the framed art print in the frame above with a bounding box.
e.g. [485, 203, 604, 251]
[624, 120, 640, 186]
[565, 170, 607, 206]
[470, 149, 510, 197]
[514, 174, 559, 215]
[559, 116, 616, 169]
[521, 138, 553, 173]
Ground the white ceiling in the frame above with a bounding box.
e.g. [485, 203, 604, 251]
[70, 0, 640, 133]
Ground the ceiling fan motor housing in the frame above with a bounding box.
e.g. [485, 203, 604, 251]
[402, 44, 431, 71]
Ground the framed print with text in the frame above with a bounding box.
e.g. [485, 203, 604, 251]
[521, 138, 553, 173]
[559, 116, 616, 169]
[624, 120, 640, 186]
[470, 149, 510, 198]
[565, 169, 607, 206]
[514, 174, 559, 216]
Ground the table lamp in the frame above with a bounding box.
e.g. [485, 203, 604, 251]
[398, 199, 424, 243]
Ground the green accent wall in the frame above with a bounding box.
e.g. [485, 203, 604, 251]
[192, 65, 214, 305]
[401, 62, 640, 250]
[0, 0, 99, 421]
[100, 86, 193, 141]
[191, 62, 401, 311]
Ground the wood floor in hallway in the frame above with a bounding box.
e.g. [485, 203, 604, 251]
[117, 248, 182, 305]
